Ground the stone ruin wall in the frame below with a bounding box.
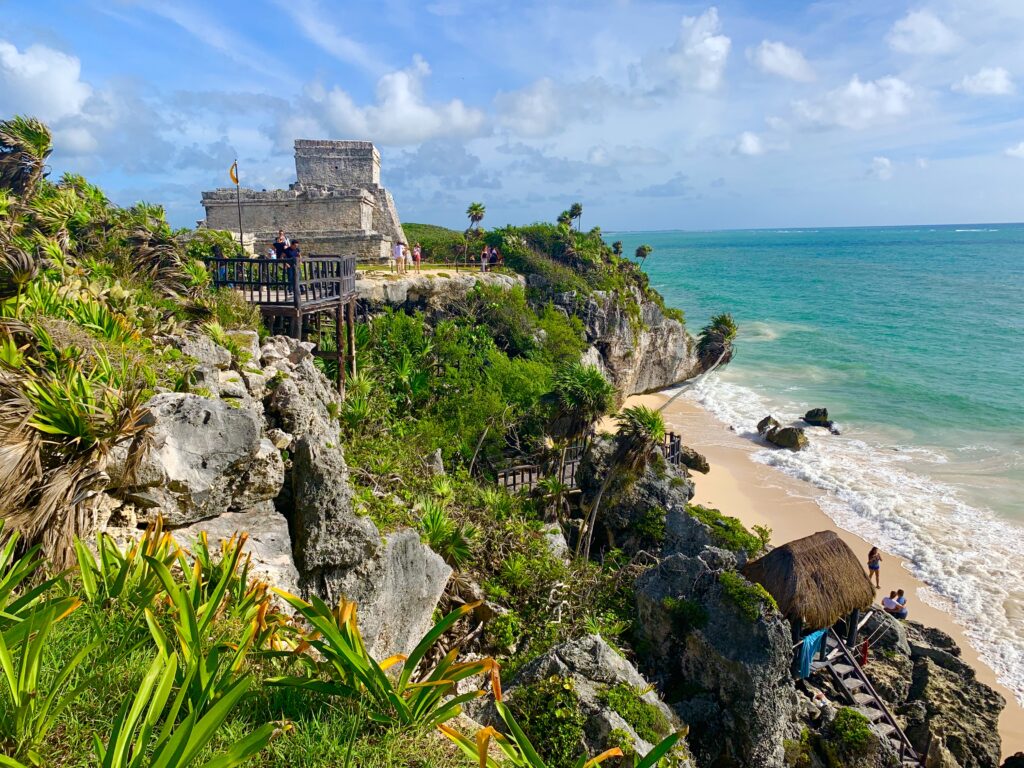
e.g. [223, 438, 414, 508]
[200, 140, 405, 262]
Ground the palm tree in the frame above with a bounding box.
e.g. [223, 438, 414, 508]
[611, 241, 623, 257]
[697, 313, 738, 369]
[466, 202, 486, 231]
[635, 244, 653, 267]
[557, 210, 572, 228]
[568, 202, 583, 231]
[0, 116, 53, 198]
[578, 405, 666, 561]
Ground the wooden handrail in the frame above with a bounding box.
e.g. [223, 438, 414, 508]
[204, 255, 356, 307]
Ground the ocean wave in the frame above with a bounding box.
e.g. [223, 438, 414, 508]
[954, 228, 999, 232]
[683, 375, 1024, 706]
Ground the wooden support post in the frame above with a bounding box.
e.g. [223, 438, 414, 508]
[847, 608, 860, 649]
[346, 296, 357, 378]
[342, 303, 350, 397]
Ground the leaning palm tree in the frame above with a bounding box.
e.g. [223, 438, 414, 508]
[466, 202, 486, 231]
[578, 405, 666, 561]
[635, 244, 653, 267]
[557, 210, 572, 228]
[568, 202, 583, 231]
[611, 241, 623, 257]
[696, 312, 738, 370]
[0, 116, 52, 198]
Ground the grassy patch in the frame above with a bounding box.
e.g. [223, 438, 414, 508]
[687, 504, 770, 554]
[598, 682, 671, 744]
[718, 571, 778, 622]
[663, 596, 709, 635]
[508, 675, 587, 767]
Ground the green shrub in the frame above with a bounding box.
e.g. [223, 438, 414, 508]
[598, 683, 671, 744]
[402, 222, 468, 262]
[182, 228, 243, 260]
[507, 675, 587, 766]
[636, 508, 667, 543]
[662, 596, 708, 635]
[827, 707, 873, 758]
[718, 571, 777, 622]
[687, 504, 766, 554]
[486, 610, 522, 654]
[783, 728, 814, 767]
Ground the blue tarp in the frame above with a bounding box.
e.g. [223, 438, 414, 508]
[798, 629, 828, 678]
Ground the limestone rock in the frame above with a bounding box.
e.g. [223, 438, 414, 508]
[217, 370, 248, 399]
[555, 289, 702, 397]
[266, 356, 339, 440]
[110, 393, 284, 526]
[757, 415, 809, 451]
[634, 552, 794, 767]
[679, 445, 710, 474]
[356, 272, 524, 317]
[290, 430, 377, 576]
[172, 503, 300, 596]
[803, 407, 840, 435]
[226, 329, 261, 363]
[170, 332, 231, 369]
[575, 439, 695, 557]
[499, 635, 691, 765]
[313, 530, 451, 658]
[1002, 753, 1024, 768]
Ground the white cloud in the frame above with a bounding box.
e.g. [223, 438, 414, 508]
[916, 157, 929, 169]
[868, 156, 893, 180]
[306, 56, 485, 146]
[275, 0, 387, 75]
[748, 40, 814, 82]
[887, 10, 959, 55]
[0, 40, 92, 122]
[794, 75, 913, 130]
[587, 144, 669, 167]
[53, 126, 99, 155]
[495, 77, 618, 138]
[952, 67, 1015, 95]
[643, 7, 731, 92]
[1005, 142, 1024, 159]
[733, 131, 764, 156]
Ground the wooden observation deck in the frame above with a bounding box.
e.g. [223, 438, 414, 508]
[205, 255, 358, 393]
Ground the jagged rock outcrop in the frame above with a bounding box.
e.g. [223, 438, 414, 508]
[634, 550, 796, 768]
[575, 439, 695, 556]
[356, 271, 523, 317]
[803, 407, 840, 435]
[678, 445, 710, 474]
[108, 393, 284, 526]
[558, 289, 702, 397]
[495, 635, 693, 766]
[757, 415, 809, 451]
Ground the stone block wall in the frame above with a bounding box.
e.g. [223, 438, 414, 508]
[295, 140, 380, 188]
[202, 188, 375, 238]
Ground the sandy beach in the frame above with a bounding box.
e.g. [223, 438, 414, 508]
[624, 392, 1024, 757]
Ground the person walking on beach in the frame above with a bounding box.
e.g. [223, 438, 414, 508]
[867, 546, 882, 588]
[412, 243, 422, 272]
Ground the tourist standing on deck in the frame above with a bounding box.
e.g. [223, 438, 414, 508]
[273, 229, 289, 258]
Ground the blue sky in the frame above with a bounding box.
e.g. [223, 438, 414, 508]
[2, 0, 1023, 230]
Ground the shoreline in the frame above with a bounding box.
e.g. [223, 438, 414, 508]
[627, 391, 1024, 757]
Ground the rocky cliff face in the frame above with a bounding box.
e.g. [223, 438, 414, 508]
[558, 288, 702, 398]
[99, 332, 449, 659]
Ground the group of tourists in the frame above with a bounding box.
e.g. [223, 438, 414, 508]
[867, 546, 910, 619]
[389, 241, 422, 273]
[263, 229, 301, 260]
[479, 245, 502, 272]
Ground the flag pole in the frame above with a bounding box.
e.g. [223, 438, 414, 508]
[232, 159, 243, 251]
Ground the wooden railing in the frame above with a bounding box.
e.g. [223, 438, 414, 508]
[496, 432, 685, 494]
[205, 255, 356, 309]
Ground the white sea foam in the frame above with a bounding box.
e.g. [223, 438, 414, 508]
[682, 374, 1024, 706]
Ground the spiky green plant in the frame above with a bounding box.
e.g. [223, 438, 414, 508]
[0, 116, 52, 198]
[418, 498, 478, 570]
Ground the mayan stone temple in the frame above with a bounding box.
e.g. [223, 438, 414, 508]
[201, 140, 405, 261]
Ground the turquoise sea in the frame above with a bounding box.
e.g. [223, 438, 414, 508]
[616, 224, 1024, 702]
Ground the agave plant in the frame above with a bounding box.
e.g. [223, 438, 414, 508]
[577, 406, 666, 561]
[268, 592, 498, 728]
[440, 700, 684, 768]
[418, 498, 478, 570]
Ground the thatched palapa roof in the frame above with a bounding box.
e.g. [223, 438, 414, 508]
[741, 530, 875, 630]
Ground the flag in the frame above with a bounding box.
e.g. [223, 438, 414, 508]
[229, 160, 239, 185]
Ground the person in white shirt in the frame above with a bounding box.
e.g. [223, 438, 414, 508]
[390, 241, 402, 273]
[882, 591, 908, 619]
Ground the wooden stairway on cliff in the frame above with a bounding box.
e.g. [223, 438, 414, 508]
[812, 626, 924, 766]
